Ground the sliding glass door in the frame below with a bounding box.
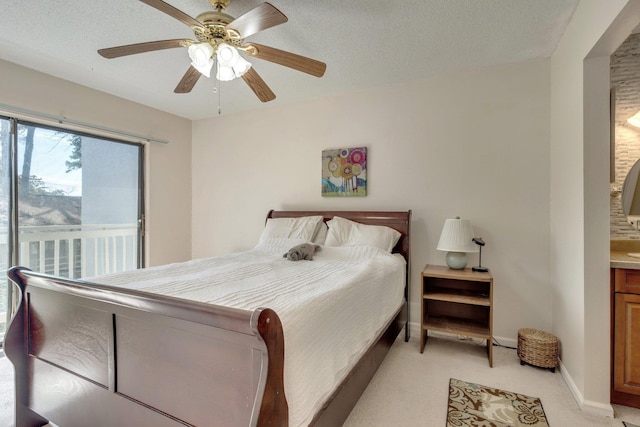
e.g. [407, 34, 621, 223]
[16, 123, 144, 277]
[0, 118, 10, 340]
[1, 119, 144, 341]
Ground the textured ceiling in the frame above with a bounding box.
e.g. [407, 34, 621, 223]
[0, 0, 579, 120]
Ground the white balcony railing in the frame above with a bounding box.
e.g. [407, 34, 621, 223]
[16, 223, 139, 278]
[0, 223, 138, 337]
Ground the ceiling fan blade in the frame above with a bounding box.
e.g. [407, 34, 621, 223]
[227, 2, 288, 39]
[139, 0, 203, 28]
[174, 66, 202, 93]
[244, 43, 326, 77]
[241, 68, 276, 102]
[98, 39, 191, 59]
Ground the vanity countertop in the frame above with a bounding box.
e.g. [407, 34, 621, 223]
[611, 240, 640, 269]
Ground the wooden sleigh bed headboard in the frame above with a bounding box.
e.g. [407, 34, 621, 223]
[5, 210, 411, 427]
[266, 210, 411, 262]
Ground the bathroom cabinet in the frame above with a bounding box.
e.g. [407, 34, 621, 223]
[612, 268, 640, 409]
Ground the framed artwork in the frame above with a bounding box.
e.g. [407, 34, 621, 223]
[322, 147, 367, 197]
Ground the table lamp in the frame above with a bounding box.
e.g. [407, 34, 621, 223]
[436, 216, 478, 269]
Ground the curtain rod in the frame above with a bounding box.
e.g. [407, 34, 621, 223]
[0, 102, 170, 145]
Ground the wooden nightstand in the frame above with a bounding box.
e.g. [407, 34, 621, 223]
[420, 264, 494, 367]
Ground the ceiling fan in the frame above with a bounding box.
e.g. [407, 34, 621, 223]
[98, 0, 326, 103]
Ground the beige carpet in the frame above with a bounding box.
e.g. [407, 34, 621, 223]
[344, 334, 640, 427]
[0, 351, 13, 427]
[2, 335, 640, 427]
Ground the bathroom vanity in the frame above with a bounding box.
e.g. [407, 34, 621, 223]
[611, 241, 640, 409]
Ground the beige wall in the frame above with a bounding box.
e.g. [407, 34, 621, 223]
[192, 58, 552, 343]
[0, 59, 193, 267]
[550, 0, 640, 415]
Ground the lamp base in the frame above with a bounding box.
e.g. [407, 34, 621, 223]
[472, 266, 489, 272]
[445, 251, 468, 270]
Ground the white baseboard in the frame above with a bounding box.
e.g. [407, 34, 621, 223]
[408, 320, 420, 337]
[492, 335, 517, 349]
[558, 359, 614, 418]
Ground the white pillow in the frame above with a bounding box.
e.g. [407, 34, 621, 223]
[259, 216, 324, 243]
[313, 221, 328, 244]
[324, 216, 401, 252]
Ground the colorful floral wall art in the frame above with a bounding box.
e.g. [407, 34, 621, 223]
[322, 147, 367, 197]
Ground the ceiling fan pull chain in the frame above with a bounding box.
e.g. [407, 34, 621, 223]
[216, 62, 222, 115]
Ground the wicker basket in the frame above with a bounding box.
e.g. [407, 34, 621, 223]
[517, 328, 558, 372]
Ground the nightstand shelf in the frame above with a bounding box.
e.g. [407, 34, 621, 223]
[420, 264, 494, 367]
[423, 315, 490, 338]
[424, 289, 490, 306]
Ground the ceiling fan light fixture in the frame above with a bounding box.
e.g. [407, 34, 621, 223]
[98, 0, 324, 102]
[188, 42, 215, 77]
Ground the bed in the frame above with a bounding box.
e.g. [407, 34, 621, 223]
[5, 210, 411, 427]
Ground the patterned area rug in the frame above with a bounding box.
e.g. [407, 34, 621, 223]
[447, 378, 550, 427]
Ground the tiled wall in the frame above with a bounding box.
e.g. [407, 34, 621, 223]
[611, 33, 640, 239]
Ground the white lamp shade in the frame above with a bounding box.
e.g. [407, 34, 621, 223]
[436, 218, 478, 253]
[216, 64, 236, 81]
[217, 43, 240, 67]
[232, 55, 251, 77]
[188, 43, 214, 77]
[628, 111, 640, 128]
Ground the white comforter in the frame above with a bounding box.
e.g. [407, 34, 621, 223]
[94, 238, 406, 426]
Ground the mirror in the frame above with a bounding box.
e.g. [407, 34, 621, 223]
[622, 158, 640, 228]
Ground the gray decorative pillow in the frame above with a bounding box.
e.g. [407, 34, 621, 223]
[283, 243, 321, 261]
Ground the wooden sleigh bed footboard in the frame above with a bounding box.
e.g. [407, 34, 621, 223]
[5, 267, 288, 427]
[5, 267, 406, 427]
[6, 210, 411, 427]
